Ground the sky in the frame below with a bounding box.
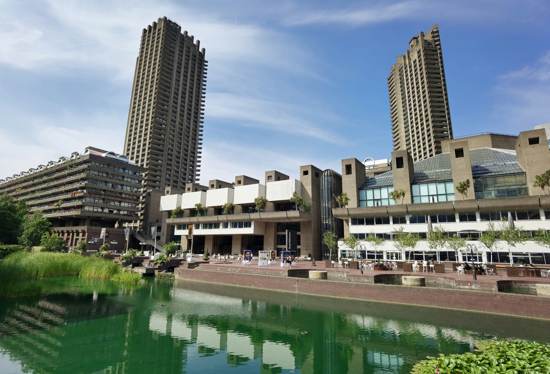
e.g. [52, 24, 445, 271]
[0, 0, 549, 183]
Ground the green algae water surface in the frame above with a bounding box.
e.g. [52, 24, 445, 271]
[1, 278, 549, 374]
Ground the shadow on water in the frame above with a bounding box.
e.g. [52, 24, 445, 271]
[0, 277, 548, 374]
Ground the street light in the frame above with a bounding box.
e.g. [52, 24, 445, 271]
[466, 244, 477, 281]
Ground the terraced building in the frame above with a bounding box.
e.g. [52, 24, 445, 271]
[0, 147, 141, 251]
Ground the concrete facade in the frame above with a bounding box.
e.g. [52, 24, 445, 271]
[388, 25, 453, 162]
[123, 17, 207, 235]
[0, 147, 141, 251]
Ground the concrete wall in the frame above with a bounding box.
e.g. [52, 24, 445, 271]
[516, 129, 550, 195]
[391, 150, 413, 204]
[449, 140, 475, 200]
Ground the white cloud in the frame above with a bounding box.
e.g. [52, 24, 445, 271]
[200, 140, 338, 184]
[0, 112, 124, 178]
[492, 51, 550, 131]
[206, 92, 348, 145]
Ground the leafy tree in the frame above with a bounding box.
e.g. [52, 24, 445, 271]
[19, 213, 51, 247]
[393, 228, 420, 260]
[533, 170, 550, 194]
[480, 223, 499, 252]
[455, 179, 471, 199]
[336, 193, 350, 208]
[290, 192, 310, 212]
[343, 235, 359, 259]
[366, 234, 383, 246]
[389, 189, 406, 204]
[222, 202, 234, 215]
[194, 203, 205, 216]
[0, 195, 27, 244]
[534, 229, 550, 247]
[254, 197, 267, 212]
[170, 207, 184, 218]
[322, 231, 338, 261]
[427, 227, 446, 250]
[72, 241, 87, 254]
[446, 235, 466, 260]
[40, 232, 66, 252]
[163, 241, 179, 256]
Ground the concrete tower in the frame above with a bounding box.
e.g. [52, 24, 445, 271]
[124, 17, 207, 231]
[388, 25, 452, 162]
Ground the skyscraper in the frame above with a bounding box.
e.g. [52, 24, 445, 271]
[388, 25, 452, 162]
[124, 17, 207, 231]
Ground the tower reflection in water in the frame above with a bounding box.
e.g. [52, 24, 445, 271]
[0, 281, 478, 373]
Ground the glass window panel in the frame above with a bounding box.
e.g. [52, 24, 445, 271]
[420, 196, 429, 203]
[412, 185, 420, 196]
[381, 188, 389, 198]
[373, 189, 381, 199]
[420, 184, 429, 195]
[366, 201, 373, 207]
[437, 194, 447, 202]
[437, 183, 446, 194]
[446, 182, 454, 193]
[447, 194, 455, 201]
[366, 189, 373, 199]
[413, 196, 421, 203]
[428, 183, 437, 195]
[359, 190, 367, 200]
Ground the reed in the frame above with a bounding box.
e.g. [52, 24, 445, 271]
[0, 252, 140, 296]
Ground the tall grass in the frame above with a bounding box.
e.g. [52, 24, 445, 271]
[0, 252, 141, 297]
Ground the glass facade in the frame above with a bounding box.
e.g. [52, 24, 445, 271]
[474, 173, 528, 199]
[412, 182, 454, 203]
[359, 186, 395, 207]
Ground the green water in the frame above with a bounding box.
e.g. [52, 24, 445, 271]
[1, 279, 549, 374]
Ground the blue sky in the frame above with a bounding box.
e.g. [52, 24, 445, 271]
[1, 0, 549, 183]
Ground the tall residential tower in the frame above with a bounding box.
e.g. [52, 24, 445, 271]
[388, 25, 452, 162]
[124, 17, 207, 232]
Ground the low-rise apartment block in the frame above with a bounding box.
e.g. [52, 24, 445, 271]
[0, 147, 141, 251]
[160, 166, 342, 259]
[335, 129, 550, 265]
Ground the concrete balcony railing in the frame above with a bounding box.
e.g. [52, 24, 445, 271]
[166, 209, 311, 225]
[266, 179, 301, 202]
[233, 183, 266, 205]
[206, 188, 234, 207]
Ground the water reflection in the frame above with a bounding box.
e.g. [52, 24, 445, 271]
[0, 280, 548, 373]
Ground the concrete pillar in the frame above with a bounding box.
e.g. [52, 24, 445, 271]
[391, 150, 413, 204]
[263, 222, 276, 252]
[340, 158, 366, 208]
[300, 164, 322, 259]
[300, 222, 313, 258]
[232, 235, 242, 255]
[449, 140, 475, 200]
[204, 236, 214, 254]
[180, 235, 189, 251]
[516, 128, 550, 195]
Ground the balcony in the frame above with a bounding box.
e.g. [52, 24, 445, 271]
[205, 188, 234, 207]
[181, 191, 206, 209]
[233, 183, 266, 205]
[266, 179, 300, 202]
[160, 194, 181, 211]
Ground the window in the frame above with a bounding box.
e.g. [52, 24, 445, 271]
[474, 174, 528, 199]
[480, 211, 506, 222]
[267, 175, 273, 181]
[303, 170, 309, 176]
[430, 214, 456, 223]
[412, 181, 454, 203]
[392, 216, 407, 224]
[351, 218, 365, 225]
[528, 137, 540, 145]
[409, 215, 426, 224]
[454, 148, 464, 158]
[359, 186, 395, 207]
[345, 164, 352, 175]
[458, 212, 477, 222]
[513, 210, 540, 220]
[396, 157, 404, 168]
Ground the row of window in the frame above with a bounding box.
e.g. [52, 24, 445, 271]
[350, 210, 547, 226]
[192, 221, 253, 230]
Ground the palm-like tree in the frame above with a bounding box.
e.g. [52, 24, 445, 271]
[456, 179, 471, 200]
[389, 189, 406, 204]
[336, 193, 350, 208]
[534, 170, 550, 194]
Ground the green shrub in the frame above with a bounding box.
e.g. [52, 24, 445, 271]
[40, 232, 66, 252]
[412, 340, 550, 373]
[163, 241, 179, 256]
[153, 254, 168, 266]
[0, 244, 26, 259]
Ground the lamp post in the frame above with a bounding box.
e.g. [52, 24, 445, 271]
[467, 244, 477, 281]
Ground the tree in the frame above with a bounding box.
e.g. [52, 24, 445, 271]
[0, 195, 27, 244]
[322, 231, 338, 261]
[533, 170, 550, 194]
[427, 227, 446, 250]
[500, 225, 526, 264]
[393, 228, 420, 260]
[480, 223, 499, 254]
[366, 234, 384, 260]
[290, 192, 310, 212]
[19, 213, 51, 247]
[194, 203, 205, 216]
[163, 241, 179, 256]
[40, 232, 66, 252]
[170, 207, 184, 218]
[336, 193, 350, 208]
[343, 235, 360, 259]
[446, 235, 466, 261]
[455, 179, 471, 199]
[254, 196, 267, 212]
[534, 230, 550, 248]
[222, 203, 234, 215]
[389, 189, 406, 204]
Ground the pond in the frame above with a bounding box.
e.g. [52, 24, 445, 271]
[1, 278, 549, 373]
